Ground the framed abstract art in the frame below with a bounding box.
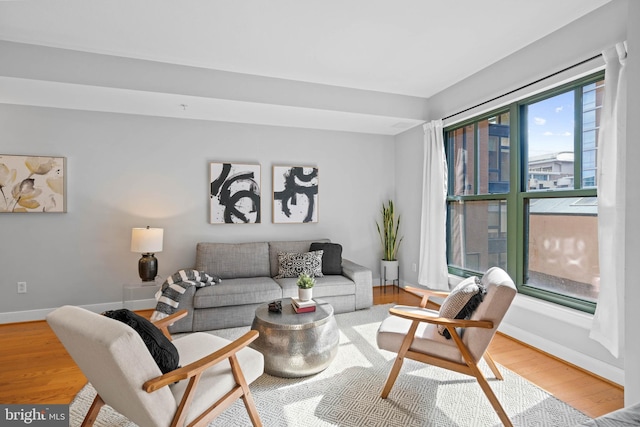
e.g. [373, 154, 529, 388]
[272, 165, 318, 223]
[0, 154, 66, 213]
[210, 162, 261, 224]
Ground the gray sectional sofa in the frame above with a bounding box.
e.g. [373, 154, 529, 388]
[167, 239, 373, 333]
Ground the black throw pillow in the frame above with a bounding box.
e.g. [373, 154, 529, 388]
[310, 242, 343, 275]
[103, 309, 179, 374]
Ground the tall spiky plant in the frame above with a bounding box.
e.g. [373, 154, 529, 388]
[376, 200, 403, 261]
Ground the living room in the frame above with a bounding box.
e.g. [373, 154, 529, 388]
[1, 0, 639, 424]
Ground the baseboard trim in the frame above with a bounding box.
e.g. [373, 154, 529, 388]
[0, 299, 157, 324]
[499, 322, 624, 386]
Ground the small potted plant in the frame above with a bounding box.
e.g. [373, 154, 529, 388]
[376, 200, 403, 282]
[296, 272, 315, 301]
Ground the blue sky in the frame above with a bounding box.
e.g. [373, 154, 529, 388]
[527, 91, 574, 157]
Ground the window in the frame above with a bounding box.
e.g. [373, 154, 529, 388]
[445, 72, 604, 312]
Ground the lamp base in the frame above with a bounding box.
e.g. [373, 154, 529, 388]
[138, 253, 158, 282]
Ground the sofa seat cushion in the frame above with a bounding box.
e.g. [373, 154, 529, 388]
[193, 277, 282, 308]
[195, 242, 271, 279]
[276, 275, 356, 299]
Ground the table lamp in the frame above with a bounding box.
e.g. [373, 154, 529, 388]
[131, 226, 163, 281]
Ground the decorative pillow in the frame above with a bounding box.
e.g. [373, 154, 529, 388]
[437, 276, 486, 339]
[310, 242, 343, 275]
[103, 309, 179, 374]
[276, 250, 324, 278]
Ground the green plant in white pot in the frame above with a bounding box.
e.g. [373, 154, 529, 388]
[376, 200, 403, 282]
[296, 272, 315, 301]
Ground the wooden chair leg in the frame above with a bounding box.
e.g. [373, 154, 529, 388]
[381, 356, 404, 399]
[382, 320, 420, 399]
[447, 328, 511, 426]
[230, 355, 263, 427]
[241, 391, 262, 427]
[81, 394, 105, 427]
[483, 351, 503, 380]
[471, 365, 513, 427]
[172, 375, 201, 427]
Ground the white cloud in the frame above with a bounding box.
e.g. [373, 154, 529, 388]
[555, 106, 564, 113]
[542, 131, 572, 137]
[534, 117, 546, 125]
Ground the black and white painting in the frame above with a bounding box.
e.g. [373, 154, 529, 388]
[210, 162, 261, 224]
[273, 165, 318, 223]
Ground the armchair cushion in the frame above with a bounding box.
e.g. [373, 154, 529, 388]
[275, 250, 324, 278]
[310, 242, 343, 275]
[377, 305, 462, 362]
[103, 309, 179, 374]
[438, 276, 486, 339]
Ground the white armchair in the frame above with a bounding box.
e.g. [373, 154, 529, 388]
[376, 267, 517, 427]
[47, 306, 264, 427]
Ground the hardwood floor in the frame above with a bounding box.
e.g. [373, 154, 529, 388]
[0, 288, 624, 420]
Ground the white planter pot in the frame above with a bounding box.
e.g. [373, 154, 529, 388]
[381, 260, 399, 281]
[298, 288, 313, 301]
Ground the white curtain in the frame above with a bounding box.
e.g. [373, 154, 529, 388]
[590, 42, 627, 358]
[418, 120, 449, 290]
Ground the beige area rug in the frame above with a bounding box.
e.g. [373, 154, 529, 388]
[70, 304, 592, 426]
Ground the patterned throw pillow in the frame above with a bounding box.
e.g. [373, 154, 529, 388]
[276, 250, 324, 278]
[437, 276, 486, 339]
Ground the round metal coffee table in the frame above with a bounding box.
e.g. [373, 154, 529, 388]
[250, 298, 339, 378]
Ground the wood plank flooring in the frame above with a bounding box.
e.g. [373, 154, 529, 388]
[0, 287, 624, 420]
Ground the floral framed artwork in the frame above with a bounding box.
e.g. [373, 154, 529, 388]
[273, 165, 318, 223]
[0, 155, 66, 213]
[210, 162, 261, 224]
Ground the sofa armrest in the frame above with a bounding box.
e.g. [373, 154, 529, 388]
[342, 258, 373, 310]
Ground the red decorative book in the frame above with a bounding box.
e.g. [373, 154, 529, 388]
[292, 304, 316, 313]
[292, 297, 316, 308]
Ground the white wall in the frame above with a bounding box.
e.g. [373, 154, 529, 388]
[0, 105, 395, 319]
[394, 0, 631, 388]
[623, 0, 640, 406]
[394, 124, 424, 286]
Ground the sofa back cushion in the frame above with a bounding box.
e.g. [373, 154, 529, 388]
[268, 239, 330, 277]
[195, 242, 271, 279]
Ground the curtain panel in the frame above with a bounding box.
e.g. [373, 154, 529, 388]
[590, 42, 628, 359]
[418, 120, 449, 290]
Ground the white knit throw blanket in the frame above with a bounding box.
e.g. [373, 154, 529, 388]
[150, 269, 220, 321]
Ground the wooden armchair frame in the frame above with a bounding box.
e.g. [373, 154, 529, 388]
[81, 310, 262, 427]
[381, 286, 513, 427]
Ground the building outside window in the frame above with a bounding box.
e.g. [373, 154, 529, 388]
[444, 72, 604, 312]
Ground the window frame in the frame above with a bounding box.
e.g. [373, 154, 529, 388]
[444, 71, 604, 314]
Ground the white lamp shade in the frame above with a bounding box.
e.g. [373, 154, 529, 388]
[131, 227, 163, 253]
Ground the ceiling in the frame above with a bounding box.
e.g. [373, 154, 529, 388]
[0, 0, 611, 134]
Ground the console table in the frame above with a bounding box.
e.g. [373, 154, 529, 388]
[122, 277, 162, 310]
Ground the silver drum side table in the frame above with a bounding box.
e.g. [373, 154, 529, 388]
[250, 298, 339, 378]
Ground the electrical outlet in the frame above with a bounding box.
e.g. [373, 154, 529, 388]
[17, 282, 27, 294]
[412, 263, 417, 272]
